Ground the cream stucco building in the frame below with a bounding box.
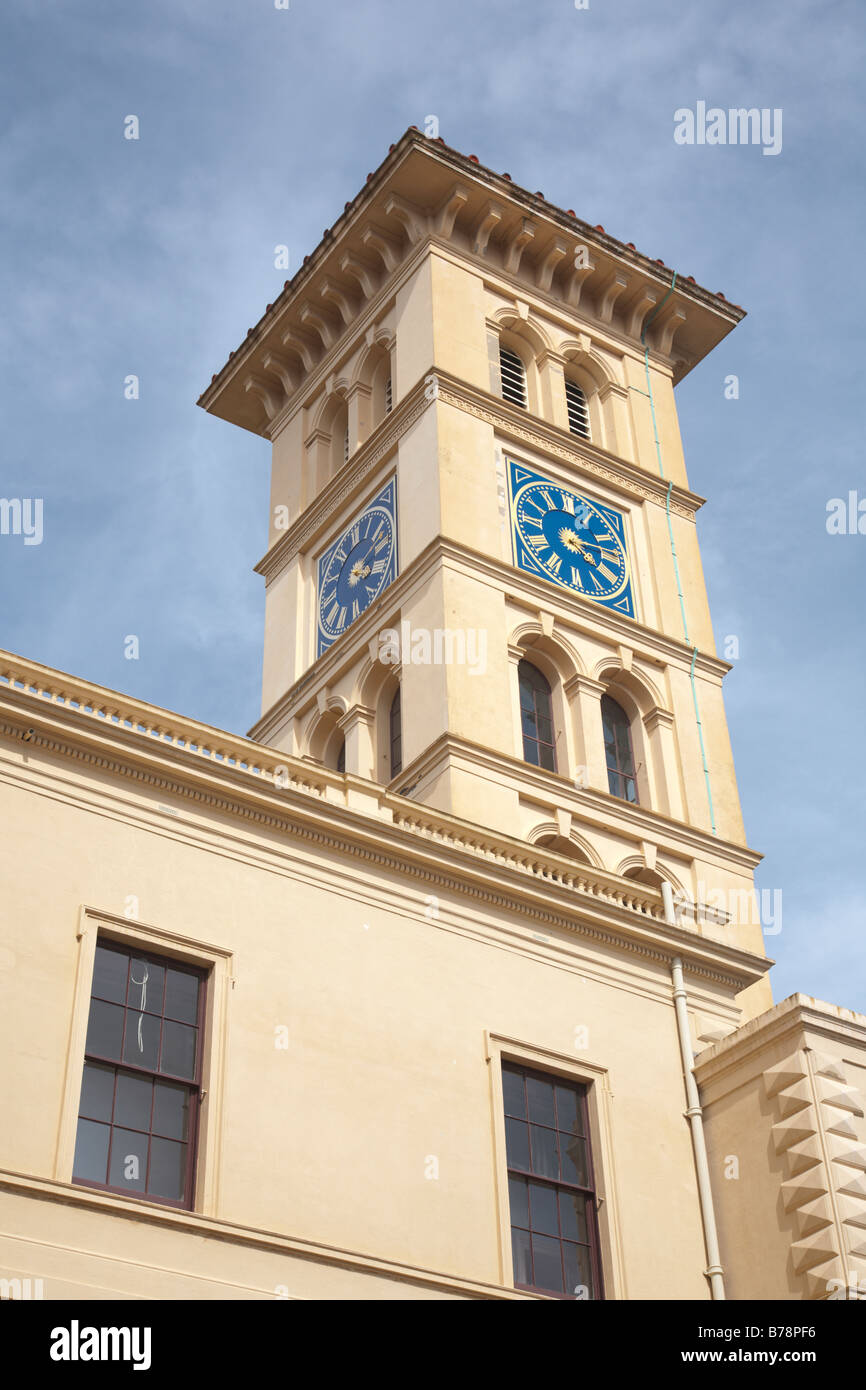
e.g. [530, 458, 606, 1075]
[2, 128, 864, 1301]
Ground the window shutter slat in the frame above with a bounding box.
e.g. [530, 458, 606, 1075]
[565, 378, 590, 439]
[499, 345, 527, 408]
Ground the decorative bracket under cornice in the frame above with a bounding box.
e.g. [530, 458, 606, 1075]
[435, 184, 470, 238]
[472, 200, 505, 257]
[504, 218, 536, 275]
[536, 239, 568, 293]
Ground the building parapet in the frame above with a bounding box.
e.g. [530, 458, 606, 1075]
[0, 648, 767, 992]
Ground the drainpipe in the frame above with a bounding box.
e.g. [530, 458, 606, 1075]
[662, 882, 726, 1300]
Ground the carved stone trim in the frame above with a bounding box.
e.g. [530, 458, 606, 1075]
[434, 379, 698, 519]
[1, 718, 738, 988]
[257, 385, 428, 581]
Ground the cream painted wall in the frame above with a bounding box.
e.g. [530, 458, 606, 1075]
[0, 734, 731, 1298]
[697, 1000, 866, 1300]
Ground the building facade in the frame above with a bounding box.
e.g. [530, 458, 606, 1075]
[2, 129, 864, 1301]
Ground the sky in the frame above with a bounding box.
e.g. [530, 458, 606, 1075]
[1, 0, 864, 1010]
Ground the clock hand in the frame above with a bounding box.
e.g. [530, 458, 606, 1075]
[356, 533, 386, 566]
[569, 532, 618, 561]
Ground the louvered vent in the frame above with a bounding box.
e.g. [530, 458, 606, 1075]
[499, 345, 527, 408]
[565, 378, 590, 439]
[343, 423, 350, 463]
[385, 377, 392, 414]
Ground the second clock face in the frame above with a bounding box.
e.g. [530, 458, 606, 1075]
[317, 478, 397, 655]
[509, 462, 634, 618]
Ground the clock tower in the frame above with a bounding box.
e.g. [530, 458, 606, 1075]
[199, 128, 771, 1017]
[5, 128, 865, 1307]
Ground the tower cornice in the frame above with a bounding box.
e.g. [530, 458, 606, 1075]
[198, 128, 745, 435]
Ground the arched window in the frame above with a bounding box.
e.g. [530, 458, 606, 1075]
[602, 695, 637, 803]
[536, 834, 590, 865]
[565, 377, 591, 439]
[499, 344, 527, 409]
[389, 687, 402, 779]
[518, 660, 556, 771]
[335, 738, 346, 774]
[328, 400, 349, 476]
[368, 350, 393, 432]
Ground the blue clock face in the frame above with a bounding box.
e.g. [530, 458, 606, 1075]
[509, 462, 634, 618]
[317, 478, 397, 655]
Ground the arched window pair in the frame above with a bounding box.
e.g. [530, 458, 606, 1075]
[517, 660, 637, 803]
[330, 688, 400, 782]
[498, 343, 591, 440]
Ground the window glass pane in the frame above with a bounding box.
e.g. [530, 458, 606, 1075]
[153, 1081, 190, 1141]
[529, 1181, 559, 1237]
[73, 1118, 110, 1184]
[532, 1234, 564, 1294]
[559, 1131, 589, 1187]
[79, 1062, 115, 1123]
[564, 1241, 595, 1300]
[505, 1117, 530, 1171]
[602, 712, 617, 757]
[520, 705, 538, 737]
[108, 1127, 148, 1193]
[92, 945, 128, 1004]
[555, 1083, 580, 1136]
[526, 1075, 556, 1126]
[559, 1190, 589, 1243]
[524, 740, 541, 768]
[535, 714, 553, 744]
[85, 999, 125, 1061]
[164, 968, 199, 1025]
[539, 743, 556, 772]
[502, 1067, 526, 1119]
[122, 1010, 160, 1071]
[508, 1175, 529, 1229]
[148, 1137, 186, 1202]
[160, 1020, 197, 1080]
[529, 1124, 559, 1180]
[615, 722, 634, 773]
[504, 1063, 599, 1300]
[511, 1227, 532, 1287]
[128, 959, 165, 1016]
[114, 1071, 153, 1132]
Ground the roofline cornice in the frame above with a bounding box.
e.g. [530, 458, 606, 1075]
[0, 653, 766, 991]
[197, 128, 746, 432]
[389, 729, 763, 875]
[693, 993, 866, 1090]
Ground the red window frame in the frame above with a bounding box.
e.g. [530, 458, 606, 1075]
[389, 686, 402, 778]
[518, 659, 557, 772]
[72, 939, 207, 1211]
[502, 1061, 604, 1300]
[601, 694, 638, 803]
